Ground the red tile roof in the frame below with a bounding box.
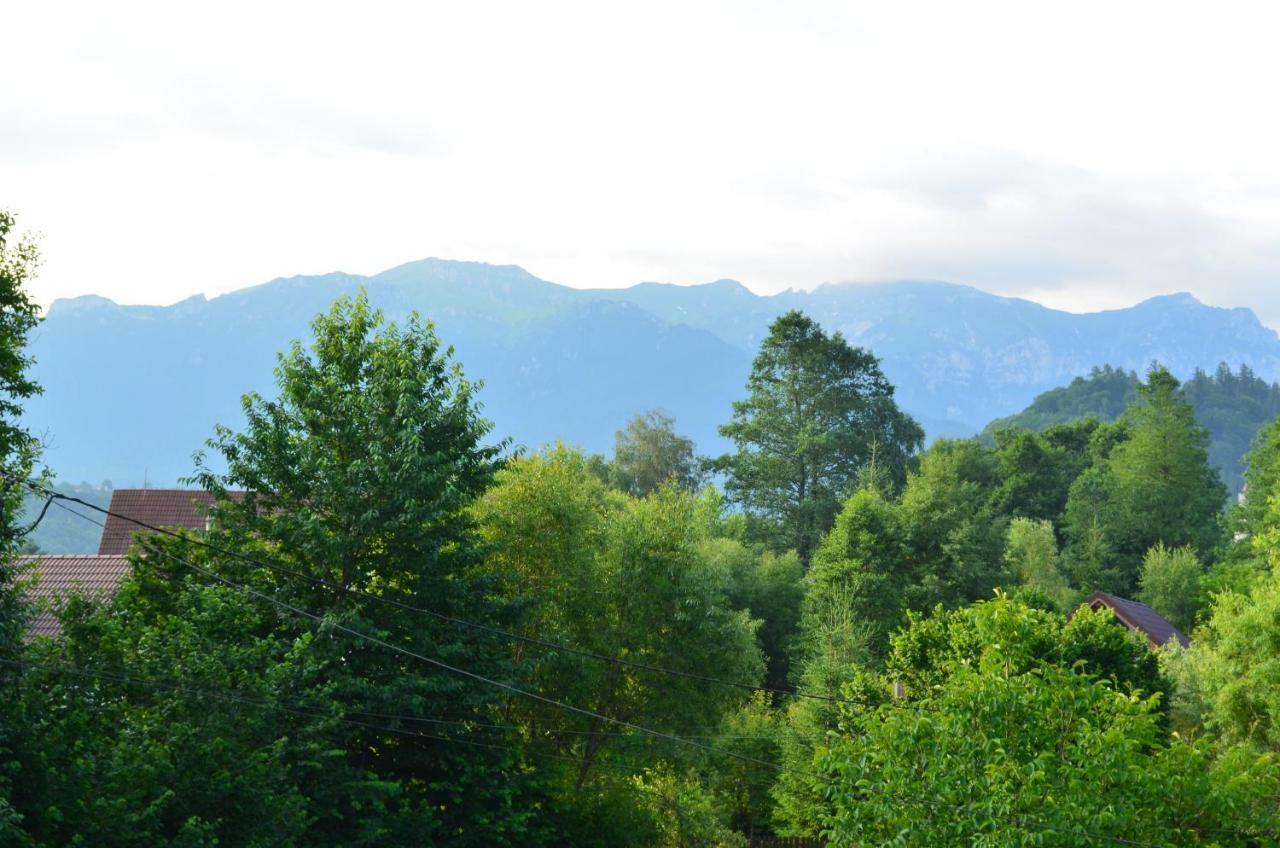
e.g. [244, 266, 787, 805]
[96, 489, 241, 555]
[19, 554, 131, 637]
[1084, 591, 1191, 649]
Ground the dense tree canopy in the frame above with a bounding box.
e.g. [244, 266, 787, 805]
[986, 361, 1280, 494]
[823, 596, 1275, 847]
[472, 447, 763, 793]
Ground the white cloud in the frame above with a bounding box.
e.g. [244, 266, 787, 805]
[4, 0, 1280, 327]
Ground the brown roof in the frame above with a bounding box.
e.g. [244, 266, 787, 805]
[1084, 591, 1191, 649]
[97, 489, 241, 555]
[19, 554, 131, 637]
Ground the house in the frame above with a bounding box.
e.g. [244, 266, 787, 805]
[1081, 591, 1190, 649]
[23, 488, 241, 635]
[20, 554, 131, 637]
[97, 488, 238, 555]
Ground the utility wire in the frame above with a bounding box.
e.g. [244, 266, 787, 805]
[16, 473, 855, 706]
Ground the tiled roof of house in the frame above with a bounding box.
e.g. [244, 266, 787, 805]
[1084, 591, 1191, 649]
[19, 554, 131, 637]
[97, 489, 241, 555]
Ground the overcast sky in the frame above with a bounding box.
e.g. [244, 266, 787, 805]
[6, 1, 1280, 326]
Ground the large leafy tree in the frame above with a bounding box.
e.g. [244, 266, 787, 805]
[716, 311, 922, 566]
[610, 410, 701, 496]
[1168, 548, 1280, 751]
[10, 552, 316, 847]
[1003, 517, 1075, 611]
[472, 448, 763, 795]
[179, 292, 539, 845]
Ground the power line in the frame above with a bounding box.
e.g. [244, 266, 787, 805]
[19, 474, 854, 706]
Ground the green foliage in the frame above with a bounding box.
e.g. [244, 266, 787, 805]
[0, 212, 42, 478]
[0, 210, 41, 848]
[633, 766, 747, 848]
[800, 439, 1011, 666]
[895, 439, 1006, 612]
[986, 419, 1098, 531]
[610, 410, 701, 496]
[823, 664, 1276, 846]
[1137, 543, 1204, 632]
[1184, 363, 1280, 494]
[1170, 563, 1280, 751]
[706, 695, 781, 839]
[1003, 518, 1075, 611]
[10, 267, 1280, 844]
[983, 364, 1139, 436]
[1234, 411, 1280, 537]
[10, 545, 316, 847]
[716, 310, 923, 565]
[804, 488, 908, 656]
[182, 291, 539, 844]
[824, 595, 1271, 846]
[885, 596, 1166, 705]
[1063, 366, 1227, 593]
[987, 362, 1280, 496]
[473, 448, 763, 795]
[703, 536, 804, 693]
[772, 587, 882, 837]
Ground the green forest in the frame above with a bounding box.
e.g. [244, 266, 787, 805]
[985, 363, 1280, 494]
[7, 214, 1280, 846]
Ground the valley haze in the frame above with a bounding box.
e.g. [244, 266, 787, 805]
[31, 259, 1280, 487]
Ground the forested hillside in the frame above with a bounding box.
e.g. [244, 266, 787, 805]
[984, 362, 1280, 493]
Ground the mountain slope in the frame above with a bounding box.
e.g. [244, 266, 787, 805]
[982, 364, 1280, 493]
[24, 260, 1280, 486]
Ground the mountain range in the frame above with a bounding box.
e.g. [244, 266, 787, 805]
[26, 259, 1280, 486]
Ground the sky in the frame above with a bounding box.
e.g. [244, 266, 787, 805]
[6, 1, 1280, 326]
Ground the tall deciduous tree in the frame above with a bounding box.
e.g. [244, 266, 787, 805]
[716, 311, 922, 566]
[610, 410, 700, 496]
[187, 292, 536, 845]
[472, 448, 763, 792]
[1003, 517, 1075, 611]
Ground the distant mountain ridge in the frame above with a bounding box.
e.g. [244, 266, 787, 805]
[26, 259, 1280, 485]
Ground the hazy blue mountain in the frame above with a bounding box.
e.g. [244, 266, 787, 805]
[23, 260, 1280, 488]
